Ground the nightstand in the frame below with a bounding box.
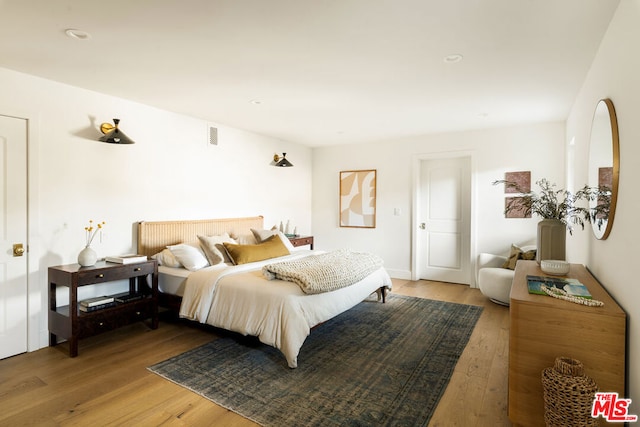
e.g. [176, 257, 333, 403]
[288, 235, 314, 250]
[48, 259, 158, 357]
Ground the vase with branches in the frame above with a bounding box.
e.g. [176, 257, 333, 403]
[493, 178, 609, 262]
[493, 178, 608, 234]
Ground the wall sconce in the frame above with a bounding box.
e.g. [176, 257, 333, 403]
[273, 153, 293, 167]
[99, 118, 135, 144]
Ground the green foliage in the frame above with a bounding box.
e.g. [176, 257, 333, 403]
[493, 178, 610, 234]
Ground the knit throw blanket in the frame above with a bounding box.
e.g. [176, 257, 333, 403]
[262, 249, 384, 294]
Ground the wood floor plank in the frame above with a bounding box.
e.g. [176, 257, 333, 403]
[0, 281, 510, 426]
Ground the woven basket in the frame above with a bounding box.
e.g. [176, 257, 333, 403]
[542, 357, 599, 427]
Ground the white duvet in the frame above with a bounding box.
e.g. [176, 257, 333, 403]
[178, 251, 392, 368]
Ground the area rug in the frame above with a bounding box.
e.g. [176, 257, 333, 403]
[148, 294, 483, 426]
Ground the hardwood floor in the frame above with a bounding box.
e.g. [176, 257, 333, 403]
[0, 280, 511, 426]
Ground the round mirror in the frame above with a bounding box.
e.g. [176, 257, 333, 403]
[588, 98, 619, 240]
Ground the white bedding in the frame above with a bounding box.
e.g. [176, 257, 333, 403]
[177, 251, 392, 368]
[157, 266, 191, 296]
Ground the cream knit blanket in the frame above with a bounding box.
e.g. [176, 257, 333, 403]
[262, 249, 384, 294]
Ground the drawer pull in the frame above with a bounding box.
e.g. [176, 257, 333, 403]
[136, 311, 141, 315]
[96, 274, 104, 278]
[134, 267, 141, 272]
[99, 322, 104, 326]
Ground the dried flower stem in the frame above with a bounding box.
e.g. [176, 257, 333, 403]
[84, 220, 106, 246]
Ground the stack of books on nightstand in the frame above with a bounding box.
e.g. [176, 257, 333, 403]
[112, 292, 145, 303]
[79, 295, 116, 312]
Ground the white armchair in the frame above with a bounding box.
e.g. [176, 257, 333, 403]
[476, 245, 536, 306]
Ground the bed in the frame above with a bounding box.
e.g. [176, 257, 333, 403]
[137, 216, 392, 368]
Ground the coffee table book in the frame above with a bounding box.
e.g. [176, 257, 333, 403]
[526, 275, 592, 299]
[105, 254, 148, 264]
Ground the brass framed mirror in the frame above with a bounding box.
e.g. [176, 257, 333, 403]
[588, 98, 619, 240]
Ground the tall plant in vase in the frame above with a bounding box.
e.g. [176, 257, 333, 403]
[78, 220, 105, 267]
[493, 179, 607, 263]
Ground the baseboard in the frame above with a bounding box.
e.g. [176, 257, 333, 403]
[385, 269, 412, 280]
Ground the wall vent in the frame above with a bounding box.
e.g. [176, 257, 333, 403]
[208, 126, 218, 145]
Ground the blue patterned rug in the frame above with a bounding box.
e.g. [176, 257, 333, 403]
[148, 294, 482, 426]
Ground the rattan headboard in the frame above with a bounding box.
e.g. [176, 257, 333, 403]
[137, 216, 264, 257]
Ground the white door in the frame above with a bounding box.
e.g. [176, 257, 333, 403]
[0, 115, 29, 359]
[418, 156, 471, 284]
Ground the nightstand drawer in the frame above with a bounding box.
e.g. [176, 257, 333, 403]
[288, 236, 314, 249]
[77, 301, 153, 338]
[76, 262, 154, 285]
[292, 237, 312, 246]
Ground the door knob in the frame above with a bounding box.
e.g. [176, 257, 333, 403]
[419, 223, 426, 230]
[13, 243, 25, 257]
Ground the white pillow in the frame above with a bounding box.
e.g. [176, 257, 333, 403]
[167, 243, 209, 271]
[250, 228, 295, 252]
[197, 233, 236, 265]
[151, 248, 182, 268]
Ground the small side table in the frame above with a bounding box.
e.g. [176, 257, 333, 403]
[48, 259, 158, 357]
[288, 235, 314, 250]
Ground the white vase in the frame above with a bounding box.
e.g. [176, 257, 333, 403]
[78, 246, 97, 267]
[536, 219, 566, 264]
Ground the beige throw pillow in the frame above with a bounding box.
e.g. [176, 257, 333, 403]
[198, 233, 236, 265]
[152, 248, 182, 268]
[250, 228, 296, 252]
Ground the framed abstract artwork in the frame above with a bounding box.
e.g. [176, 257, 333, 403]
[504, 196, 531, 218]
[504, 171, 531, 193]
[339, 170, 376, 228]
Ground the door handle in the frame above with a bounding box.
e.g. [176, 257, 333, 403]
[13, 243, 25, 257]
[419, 223, 426, 230]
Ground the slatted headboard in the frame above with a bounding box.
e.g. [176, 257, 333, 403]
[137, 216, 264, 257]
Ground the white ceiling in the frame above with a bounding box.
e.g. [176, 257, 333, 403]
[0, 0, 620, 147]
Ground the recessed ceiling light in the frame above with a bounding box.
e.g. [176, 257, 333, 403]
[250, 99, 262, 105]
[65, 29, 91, 40]
[443, 54, 463, 63]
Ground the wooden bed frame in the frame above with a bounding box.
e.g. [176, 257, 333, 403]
[136, 216, 265, 310]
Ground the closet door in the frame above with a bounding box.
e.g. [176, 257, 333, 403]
[0, 115, 28, 359]
[417, 156, 471, 284]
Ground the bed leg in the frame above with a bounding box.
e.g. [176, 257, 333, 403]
[380, 286, 386, 303]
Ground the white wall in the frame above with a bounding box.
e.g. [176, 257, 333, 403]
[312, 122, 566, 280]
[566, 0, 639, 411]
[0, 67, 313, 350]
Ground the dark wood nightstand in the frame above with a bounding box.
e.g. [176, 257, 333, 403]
[288, 235, 314, 250]
[48, 259, 158, 357]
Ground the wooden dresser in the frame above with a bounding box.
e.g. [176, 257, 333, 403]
[509, 260, 626, 426]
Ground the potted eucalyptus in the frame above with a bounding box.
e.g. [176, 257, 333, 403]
[493, 178, 609, 262]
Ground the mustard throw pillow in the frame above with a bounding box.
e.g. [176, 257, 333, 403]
[223, 235, 290, 265]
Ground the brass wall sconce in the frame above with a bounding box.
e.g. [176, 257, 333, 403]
[99, 118, 135, 144]
[273, 153, 293, 167]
